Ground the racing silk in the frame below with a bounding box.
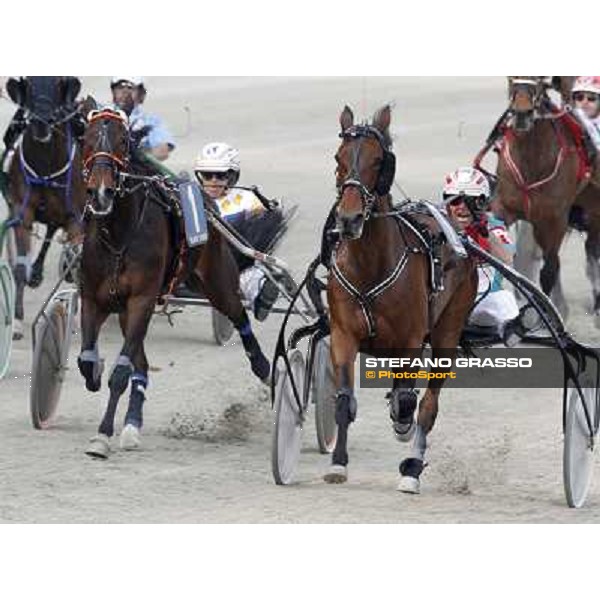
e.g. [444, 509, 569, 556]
[216, 188, 264, 223]
[573, 107, 600, 151]
[477, 215, 515, 295]
[128, 105, 176, 151]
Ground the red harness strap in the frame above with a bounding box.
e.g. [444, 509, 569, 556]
[498, 112, 591, 219]
[559, 110, 593, 182]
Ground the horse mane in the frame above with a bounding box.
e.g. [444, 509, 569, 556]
[379, 128, 393, 149]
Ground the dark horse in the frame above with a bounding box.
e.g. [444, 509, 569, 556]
[325, 105, 477, 492]
[80, 108, 270, 458]
[483, 76, 595, 319]
[4, 76, 86, 339]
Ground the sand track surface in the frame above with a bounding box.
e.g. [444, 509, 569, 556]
[1, 77, 599, 522]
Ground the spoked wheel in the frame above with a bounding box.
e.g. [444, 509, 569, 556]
[4, 226, 17, 271]
[0, 261, 15, 379]
[58, 243, 82, 285]
[311, 337, 337, 454]
[563, 378, 599, 508]
[30, 299, 69, 430]
[211, 308, 235, 346]
[271, 348, 306, 485]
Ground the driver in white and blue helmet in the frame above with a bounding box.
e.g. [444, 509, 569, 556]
[110, 76, 175, 162]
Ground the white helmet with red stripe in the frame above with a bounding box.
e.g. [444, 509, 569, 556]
[572, 76, 600, 96]
[442, 167, 491, 200]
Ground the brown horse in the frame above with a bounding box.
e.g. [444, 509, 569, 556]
[79, 108, 270, 458]
[325, 105, 477, 492]
[496, 75, 600, 317]
[486, 76, 593, 319]
[5, 76, 86, 339]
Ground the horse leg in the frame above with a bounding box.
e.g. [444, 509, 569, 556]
[77, 297, 108, 392]
[399, 280, 476, 494]
[119, 312, 149, 451]
[534, 219, 569, 320]
[585, 226, 600, 321]
[195, 240, 270, 383]
[87, 298, 155, 459]
[29, 224, 57, 288]
[513, 221, 542, 302]
[11, 223, 32, 340]
[324, 328, 358, 484]
[388, 377, 419, 443]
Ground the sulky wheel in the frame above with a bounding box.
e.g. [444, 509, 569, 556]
[0, 262, 15, 379]
[563, 378, 599, 508]
[271, 348, 306, 485]
[311, 337, 337, 454]
[30, 299, 69, 430]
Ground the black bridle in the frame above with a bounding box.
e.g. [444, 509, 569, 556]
[337, 124, 395, 220]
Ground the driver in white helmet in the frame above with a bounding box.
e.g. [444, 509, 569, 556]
[442, 167, 520, 335]
[110, 77, 175, 161]
[194, 142, 284, 321]
[569, 76, 600, 172]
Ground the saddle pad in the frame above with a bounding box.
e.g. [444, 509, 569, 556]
[179, 180, 208, 247]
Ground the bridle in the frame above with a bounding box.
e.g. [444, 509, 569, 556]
[336, 124, 396, 220]
[507, 77, 560, 133]
[83, 109, 130, 175]
[82, 109, 132, 217]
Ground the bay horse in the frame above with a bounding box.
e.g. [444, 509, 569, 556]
[80, 108, 270, 459]
[326, 105, 477, 493]
[4, 76, 86, 339]
[483, 76, 594, 319]
[491, 76, 600, 322]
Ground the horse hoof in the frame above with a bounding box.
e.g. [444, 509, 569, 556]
[323, 464, 347, 484]
[393, 419, 416, 443]
[78, 357, 104, 393]
[397, 476, 421, 494]
[12, 320, 24, 341]
[85, 434, 111, 459]
[28, 271, 43, 289]
[120, 424, 141, 451]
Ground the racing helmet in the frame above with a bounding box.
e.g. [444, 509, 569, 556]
[572, 76, 600, 98]
[194, 142, 241, 186]
[442, 167, 491, 211]
[110, 76, 146, 91]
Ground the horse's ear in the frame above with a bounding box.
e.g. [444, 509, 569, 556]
[61, 76, 81, 105]
[340, 105, 354, 132]
[79, 95, 98, 115]
[6, 77, 27, 106]
[372, 104, 391, 133]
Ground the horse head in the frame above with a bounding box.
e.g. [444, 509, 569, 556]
[83, 108, 130, 216]
[507, 76, 551, 133]
[6, 76, 81, 143]
[335, 104, 396, 240]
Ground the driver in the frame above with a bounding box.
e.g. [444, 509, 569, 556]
[109, 76, 175, 162]
[442, 167, 520, 336]
[194, 142, 284, 321]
